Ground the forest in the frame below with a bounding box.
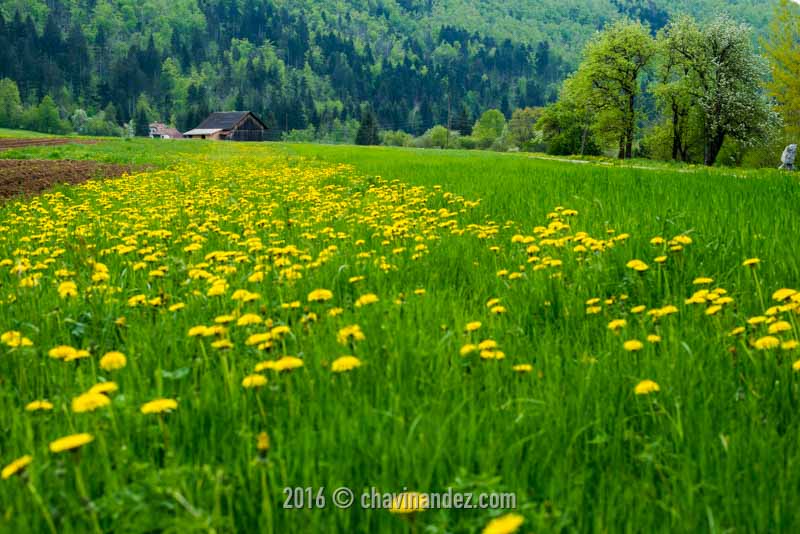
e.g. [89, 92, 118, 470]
[0, 0, 796, 166]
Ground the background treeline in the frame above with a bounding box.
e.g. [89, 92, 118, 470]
[0, 0, 794, 167]
[0, 0, 777, 136]
[0, 0, 571, 137]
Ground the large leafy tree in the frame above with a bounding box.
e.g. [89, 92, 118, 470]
[662, 16, 777, 165]
[653, 16, 704, 162]
[570, 19, 656, 159]
[763, 0, 800, 138]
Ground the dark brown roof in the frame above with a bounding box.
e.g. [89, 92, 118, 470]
[194, 111, 266, 131]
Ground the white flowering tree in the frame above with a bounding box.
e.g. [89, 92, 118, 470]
[658, 15, 778, 165]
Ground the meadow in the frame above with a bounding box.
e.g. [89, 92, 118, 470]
[1, 138, 800, 533]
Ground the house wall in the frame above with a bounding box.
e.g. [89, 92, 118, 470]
[229, 116, 266, 141]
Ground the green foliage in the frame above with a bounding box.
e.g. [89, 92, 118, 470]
[569, 19, 656, 159]
[134, 95, 154, 138]
[0, 78, 22, 128]
[23, 95, 70, 134]
[538, 79, 602, 156]
[472, 110, 506, 147]
[763, 0, 800, 137]
[381, 130, 413, 147]
[355, 107, 379, 146]
[507, 107, 543, 151]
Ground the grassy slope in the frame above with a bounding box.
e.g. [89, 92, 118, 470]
[1, 139, 799, 532]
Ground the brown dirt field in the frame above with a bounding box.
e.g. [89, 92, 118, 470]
[0, 138, 100, 151]
[0, 159, 138, 200]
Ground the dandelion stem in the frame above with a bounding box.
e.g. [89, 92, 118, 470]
[27, 482, 57, 534]
[73, 462, 102, 534]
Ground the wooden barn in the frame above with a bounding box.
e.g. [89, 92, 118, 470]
[183, 111, 267, 141]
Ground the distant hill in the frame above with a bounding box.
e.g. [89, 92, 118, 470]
[0, 0, 781, 136]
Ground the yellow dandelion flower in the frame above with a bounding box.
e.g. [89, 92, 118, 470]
[626, 259, 649, 272]
[25, 400, 53, 412]
[242, 374, 268, 388]
[211, 339, 234, 350]
[58, 281, 78, 298]
[389, 492, 429, 514]
[586, 306, 602, 315]
[254, 360, 277, 372]
[257, 432, 270, 454]
[168, 303, 186, 312]
[308, 289, 333, 302]
[631, 305, 647, 314]
[512, 364, 533, 373]
[705, 305, 722, 316]
[187, 325, 209, 337]
[246, 333, 272, 346]
[71, 392, 111, 413]
[480, 350, 505, 360]
[742, 258, 760, 267]
[270, 325, 291, 339]
[1, 455, 32, 480]
[634, 379, 660, 395]
[337, 324, 365, 345]
[754, 336, 781, 350]
[783, 340, 799, 351]
[88, 382, 118, 396]
[623, 340, 644, 352]
[768, 321, 792, 334]
[127, 294, 146, 307]
[1, 331, 33, 348]
[654, 256, 667, 264]
[140, 398, 178, 415]
[49, 433, 93, 453]
[355, 293, 379, 307]
[328, 307, 344, 317]
[647, 334, 661, 344]
[693, 277, 714, 285]
[728, 326, 746, 336]
[273, 356, 304, 372]
[465, 321, 482, 333]
[48, 345, 77, 360]
[773, 288, 797, 302]
[482, 513, 525, 534]
[214, 314, 236, 324]
[794, 360, 800, 371]
[607, 319, 626, 331]
[100, 351, 127, 371]
[237, 313, 263, 326]
[331, 356, 362, 372]
[460, 344, 478, 356]
[64, 349, 90, 362]
[231, 289, 260, 302]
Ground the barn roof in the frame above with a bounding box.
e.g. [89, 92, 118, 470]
[194, 111, 265, 131]
[183, 128, 223, 136]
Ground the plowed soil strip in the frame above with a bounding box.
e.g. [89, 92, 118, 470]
[0, 138, 100, 151]
[0, 159, 138, 200]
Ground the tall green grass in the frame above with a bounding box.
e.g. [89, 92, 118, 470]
[0, 139, 799, 533]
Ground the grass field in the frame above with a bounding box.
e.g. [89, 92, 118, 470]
[1, 138, 800, 533]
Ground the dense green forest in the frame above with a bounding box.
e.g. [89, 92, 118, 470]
[0, 0, 780, 138]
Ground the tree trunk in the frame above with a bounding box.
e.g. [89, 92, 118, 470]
[704, 132, 725, 166]
[625, 131, 633, 160]
[580, 125, 588, 156]
[618, 136, 626, 159]
[625, 94, 635, 159]
[671, 105, 680, 161]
